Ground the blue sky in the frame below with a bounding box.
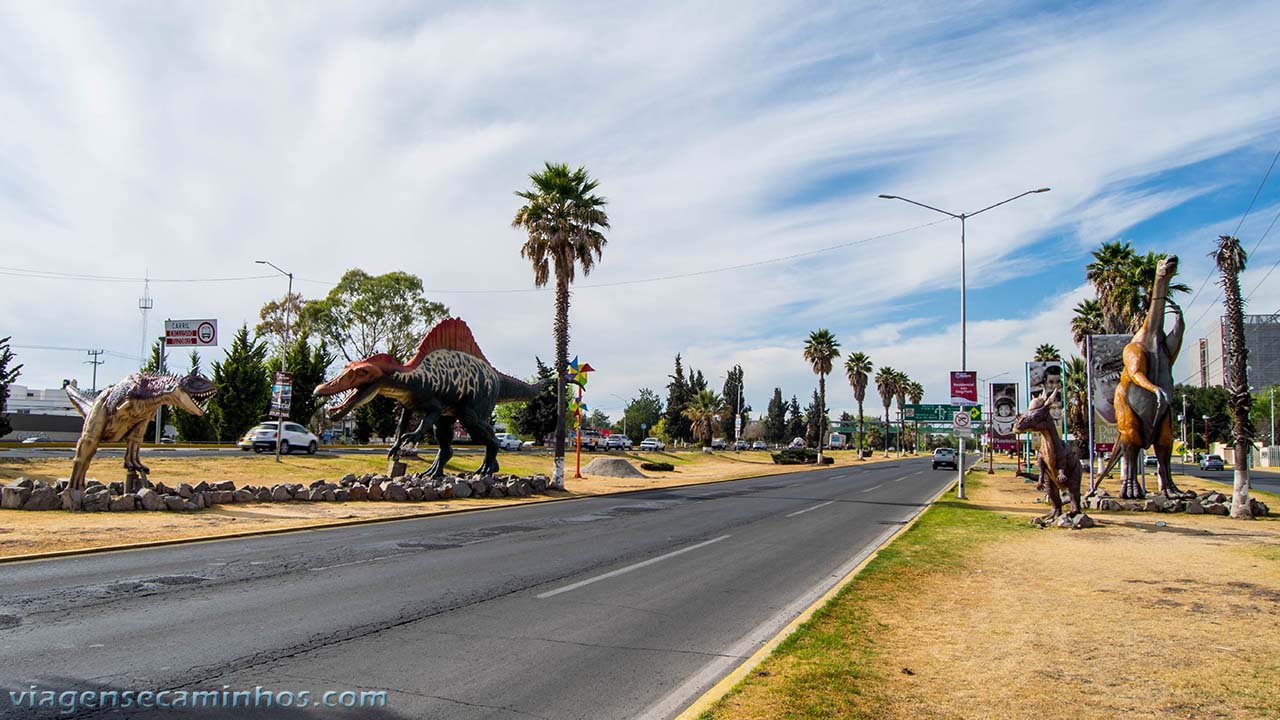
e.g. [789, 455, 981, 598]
[2, 0, 1280, 422]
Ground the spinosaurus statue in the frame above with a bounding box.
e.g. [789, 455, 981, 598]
[314, 318, 557, 477]
[1097, 255, 1189, 499]
[1013, 389, 1085, 524]
[64, 373, 217, 491]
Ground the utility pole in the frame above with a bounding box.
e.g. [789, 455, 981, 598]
[84, 350, 104, 393]
[155, 334, 165, 444]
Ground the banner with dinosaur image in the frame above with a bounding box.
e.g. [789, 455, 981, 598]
[1087, 334, 1129, 453]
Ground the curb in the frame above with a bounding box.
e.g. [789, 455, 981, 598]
[673, 471, 963, 720]
[0, 457, 905, 565]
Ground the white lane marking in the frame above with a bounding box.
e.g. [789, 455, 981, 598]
[785, 501, 835, 518]
[859, 483, 885, 493]
[912, 470, 925, 476]
[536, 535, 732, 599]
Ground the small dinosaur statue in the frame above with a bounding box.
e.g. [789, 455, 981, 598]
[1097, 255, 1189, 499]
[314, 318, 556, 477]
[1013, 389, 1085, 523]
[64, 373, 217, 492]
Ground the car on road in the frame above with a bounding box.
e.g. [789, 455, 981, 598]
[240, 421, 319, 455]
[711, 438, 727, 450]
[20, 435, 51, 444]
[932, 447, 958, 470]
[751, 440, 768, 450]
[733, 439, 749, 451]
[495, 433, 523, 451]
[1200, 454, 1224, 471]
[788, 437, 806, 449]
[580, 430, 605, 451]
[639, 437, 665, 451]
[1144, 454, 1159, 467]
[606, 434, 632, 450]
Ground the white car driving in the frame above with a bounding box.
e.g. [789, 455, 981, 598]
[639, 437, 665, 451]
[495, 433, 523, 451]
[240, 421, 319, 455]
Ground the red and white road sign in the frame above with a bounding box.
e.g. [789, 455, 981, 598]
[165, 319, 218, 347]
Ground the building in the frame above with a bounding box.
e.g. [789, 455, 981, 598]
[5, 384, 80, 416]
[1197, 312, 1280, 389]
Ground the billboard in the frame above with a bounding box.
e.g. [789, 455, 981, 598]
[1026, 361, 1065, 433]
[950, 371, 978, 406]
[1087, 334, 1129, 457]
[990, 382, 1018, 452]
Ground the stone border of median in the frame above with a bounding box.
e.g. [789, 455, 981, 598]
[0, 460, 866, 565]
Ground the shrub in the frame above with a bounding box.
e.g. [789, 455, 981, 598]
[771, 448, 836, 465]
[640, 461, 675, 472]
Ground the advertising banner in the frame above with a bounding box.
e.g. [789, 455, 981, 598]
[950, 371, 978, 406]
[1026, 361, 1065, 433]
[991, 382, 1018, 452]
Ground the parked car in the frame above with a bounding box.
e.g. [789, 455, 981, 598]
[733, 439, 749, 451]
[606, 434, 632, 450]
[1144, 454, 1159, 467]
[788, 437, 807, 449]
[1200, 454, 1224, 471]
[932, 447, 958, 470]
[495, 433, 523, 451]
[20, 435, 51, 444]
[239, 421, 318, 455]
[640, 437, 665, 451]
[580, 430, 605, 451]
[751, 440, 768, 451]
[711, 438, 727, 450]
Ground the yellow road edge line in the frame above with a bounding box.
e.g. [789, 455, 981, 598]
[673, 470, 963, 720]
[0, 455, 909, 565]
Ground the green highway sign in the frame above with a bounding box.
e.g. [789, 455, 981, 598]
[904, 404, 982, 422]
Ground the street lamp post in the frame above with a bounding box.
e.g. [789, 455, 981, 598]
[256, 260, 294, 464]
[1202, 415, 1210, 459]
[879, 188, 1049, 500]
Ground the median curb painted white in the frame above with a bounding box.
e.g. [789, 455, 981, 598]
[670, 473, 962, 720]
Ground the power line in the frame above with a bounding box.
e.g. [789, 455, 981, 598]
[0, 266, 278, 284]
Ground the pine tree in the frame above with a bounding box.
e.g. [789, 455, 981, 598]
[266, 331, 336, 429]
[511, 357, 559, 444]
[720, 365, 748, 440]
[765, 387, 786, 445]
[786, 395, 805, 442]
[664, 354, 692, 443]
[0, 337, 22, 439]
[208, 325, 272, 442]
[141, 338, 173, 441]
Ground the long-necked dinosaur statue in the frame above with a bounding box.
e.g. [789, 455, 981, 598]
[1097, 255, 1189, 499]
[314, 319, 556, 477]
[1014, 389, 1085, 524]
[64, 373, 217, 491]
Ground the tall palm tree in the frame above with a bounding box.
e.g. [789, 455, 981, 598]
[1123, 251, 1192, 333]
[1034, 344, 1061, 362]
[683, 389, 726, 449]
[892, 370, 910, 456]
[907, 380, 924, 454]
[875, 366, 898, 457]
[844, 352, 873, 460]
[1086, 240, 1138, 333]
[513, 163, 610, 489]
[803, 329, 841, 463]
[1063, 356, 1089, 451]
[1213, 235, 1255, 519]
[1071, 298, 1105, 352]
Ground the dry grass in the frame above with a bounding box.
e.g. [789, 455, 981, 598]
[702, 471, 1280, 720]
[0, 448, 901, 558]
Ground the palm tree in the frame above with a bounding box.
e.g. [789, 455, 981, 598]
[1124, 251, 1192, 333]
[1213, 235, 1256, 519]
[1034, 344, 1061, 362]
[844, 352, 873, 460]
[1086, 240, 1138, 333]
[1063, 356, 1089, 451]
[683, 389, 726, 449]
[907, 380, 924, 454]
[892, 370, 910, 456]
[1071, 298, 1104, 352]
[513, 163, 610, 489]
[875, 366, 898, 457]
[803, 329, 841, 463]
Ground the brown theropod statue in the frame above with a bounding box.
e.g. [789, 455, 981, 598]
[1098, 255, 1189, 499]
[1014, 389, 1084, 523]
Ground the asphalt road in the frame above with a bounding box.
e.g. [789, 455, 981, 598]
[0, 456, 951, 720]
[0, 446, 487, 459]
[1168, 461, 1280, 494]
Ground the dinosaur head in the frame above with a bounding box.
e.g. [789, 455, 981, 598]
[1012, 389, 1058, 434]
[137, 372, 216, 416]
[314, 355, 398, 421]
[1157, 255, 1179, 278]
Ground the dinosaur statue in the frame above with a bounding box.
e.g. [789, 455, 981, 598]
[1097, 255, 1189, 499]
[1013, 389, 1085, 523]
[64, 373, 217, 492]
[314, 318, 556, 477]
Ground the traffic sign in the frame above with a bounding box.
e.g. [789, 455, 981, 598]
[953, 410, 973, 438]
[165, 319, 218, 347]
[905, 404, 982, 422]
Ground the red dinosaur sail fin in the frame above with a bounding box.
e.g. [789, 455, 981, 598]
[402, 318, 490, 369]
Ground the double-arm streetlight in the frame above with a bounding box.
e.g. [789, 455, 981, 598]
[879, 187, 1049, 499]
[878, 188, 1050, 371]
[256, 260, 294, 463]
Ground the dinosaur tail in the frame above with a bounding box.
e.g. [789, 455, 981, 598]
[1095, 444, 1124, 486]
[63, 380, 99, 418]
[497, 374, 555, 403]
